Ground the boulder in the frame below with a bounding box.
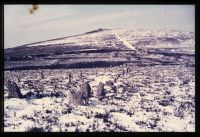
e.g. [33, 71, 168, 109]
[96, 82, 105, 97]
[6, 80, 24, 99]
[80, 82, 91, 100]
[69, 91, 84, 106]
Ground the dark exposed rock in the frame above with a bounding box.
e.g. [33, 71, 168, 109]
[114, 77, 117, 83]
[25, 91, 36, 99]
[69, 91, 84, 106]
[17, 77, 21, 82]
[80, 82, 91, 100]
[96, 82, 105, 97]
[105, 80, 114, 86]
[46, 110, 52, 114]
[126, 67, 130, 73]
[122, 69, 125, 75]
[75, 127, 80, 132]
[68, 73, 72, 83]
[6, 80, 24, 99]
[41, 72, 44, 79]
[79, 71, 82, 80]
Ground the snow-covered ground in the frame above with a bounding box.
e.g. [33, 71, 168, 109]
[4, 28, 195, 132]
[22, 28, 194, 53]
[114, 32, 136, 50]
[4, 64, 195, 132]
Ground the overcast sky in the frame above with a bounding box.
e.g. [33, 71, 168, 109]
[4, 5, 194, 49]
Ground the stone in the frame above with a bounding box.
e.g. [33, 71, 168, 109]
[80, 82, 91, 100]
[69, 91, 83, 106]
[105, 80, 114, 86]
[6, 80, 24, 99]
[79, 71, 82, 79]
[41, 72, 44, 79]
[68, 73, 72, 83]
[96, 82, 105, 97]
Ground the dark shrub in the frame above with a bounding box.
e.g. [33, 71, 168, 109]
[27, 127, 44, 132]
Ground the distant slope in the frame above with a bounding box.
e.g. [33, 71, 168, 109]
[4, 28, 194, 60]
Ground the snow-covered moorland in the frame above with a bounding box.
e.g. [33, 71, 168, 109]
[4, 65, 195, 132]
[4, 28, 195, 132]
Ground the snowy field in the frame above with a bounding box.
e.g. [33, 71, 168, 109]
[4, 64, 195, 132]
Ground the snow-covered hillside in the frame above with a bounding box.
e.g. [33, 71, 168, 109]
[4, 28, 195, 132]
[21, 28, 194, 53]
